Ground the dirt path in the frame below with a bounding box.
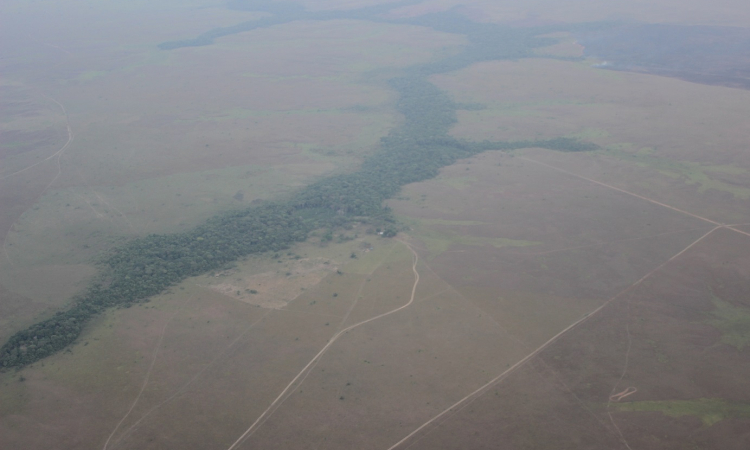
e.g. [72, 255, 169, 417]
[225, 239, 421, 450]
[1, 94, 74, 265]
[1, 95, 73, 181]
[385, 226, 719, 450]
[518, 226, 711, 256]
[514, 156, 750, 448]
[519, 157, 750, 239]
[105, 308, 272, 450]
[102, 312, 177, 450]
[609, 387, 638, 403]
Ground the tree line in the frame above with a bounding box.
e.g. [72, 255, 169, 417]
[0, 10, 598, 369]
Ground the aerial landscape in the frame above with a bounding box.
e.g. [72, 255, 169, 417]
[1, 0, 749, 449]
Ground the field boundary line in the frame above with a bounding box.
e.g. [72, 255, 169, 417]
[0, 96, 73, 181]
[108, 308, 271, 449]
[518, 157, 723, 226]
[518, 226, 710, 256]
[418, 257, 616, 435]
[339, 243, 398, 329]
[225, 239, 421, 450]
[606, 305, 635, 450]
[102, 311, 178, 450]
[1, 94, 74, 265]
[386, 226, 719, 450]
[519, 157, 750, 240]
[240, 244, 401, 433]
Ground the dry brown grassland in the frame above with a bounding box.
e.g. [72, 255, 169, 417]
[2, 1, 750, 449]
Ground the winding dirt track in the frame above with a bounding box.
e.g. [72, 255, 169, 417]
[102, 312, 177, 450]
[104, 308, 272, 450]
[387, 226, 720, 450]
[225, 239, 421, 450]
[1, 94, 74, 265]
[1, 95, 73, 181]
[519, 157, 750, 239]
[387, 156, 750, 450]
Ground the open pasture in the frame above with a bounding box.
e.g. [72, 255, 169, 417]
[396, 227, 750, 450]
[388, 146, 712, 349]
[0, 4, 465, 339]
[2, 1, 750, 449]
[0, 233, 447, 449]
[384, 0, 750, 27]
[432, 58, 750, 224]
[376, 62, 750, 447]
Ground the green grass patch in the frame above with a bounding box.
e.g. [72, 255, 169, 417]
[707, 290, 750, 350]
[437, 175, 478, 190]
[566, 127, 610, 140]
[613, 398, 750, 426]
[76, 71, 108, 82]
[410, 221, 541, 258]
[417, 219, 486, 227]
[3, 163, 310, 267]
[603, 145, 750, 199]
[343, 239, 404, 275]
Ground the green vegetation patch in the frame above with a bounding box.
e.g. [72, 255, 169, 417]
[3, 163, 308, 268]
[343, 240, 403, 275]
[604, 145, 750, 200]
[438, 175, 478, 190]
[456, 99, 592, 121]
[613, 398, 750, 426]
[707, 291, 750, 350]
[75, 71, 108, 82]
[567, 127, 610, 140]
[411, 222, 541, 258]
[417, 219, 487, 227]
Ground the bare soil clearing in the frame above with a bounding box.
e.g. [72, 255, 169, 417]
[204, 257, 339, 309]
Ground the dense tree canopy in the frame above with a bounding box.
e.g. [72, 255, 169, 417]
[0, 5, 598, 369]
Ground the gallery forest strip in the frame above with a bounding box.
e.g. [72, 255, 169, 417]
[0, 8, 597, 369]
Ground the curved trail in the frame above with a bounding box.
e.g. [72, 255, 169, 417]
[106, 309, 271, 450]
[1, 95, 73, 181]
[386, 226, 719, 450]
[519, 157, 750, 239]
[609, 387, 638, 403]
[225, 239, 420, 450]
[606, 318, 635, 450]
[41, 96, 76, 194]
[1, 94, 74, 265]
[102, 312, 177, 450]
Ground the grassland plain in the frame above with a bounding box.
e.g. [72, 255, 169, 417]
[1, 0, 600, 369]
[0, 235, 401, 449]
[382, 0, 750, 26]
[2, 1, 750, 450]
[0, 4, 466, 342]
[389, 148, 714, 350]
[395, 228, 750, 450]
[431, 58, 750, 224]
[612, 398, 750, 427]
